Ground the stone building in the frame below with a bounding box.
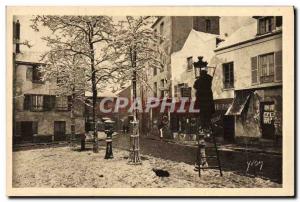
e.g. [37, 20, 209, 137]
[13, 17, 85, 144]
[214, 16, 282, 144]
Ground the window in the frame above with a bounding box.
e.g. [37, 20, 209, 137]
[160, 79, 165, 97]
[160, 53, 164, 72]
[174, 85, 178, 97]
[31, 95, 43, 111]
[13, 20, 21, 53]
[56, 96, 68, 111]
[193, 17, 202, 31]
[205, 19, 211, 32]
[259, 53, 274, 83]
[32, 65, 43, 83]
[159, 22, 164, 44]
[258, 17, 275, 35]
[223, 62, 234, 89]
[154, 82, 158, 97]
[153, 66, 157, 76]
[252, 51, 282, 84]
[160, 79, 165, 88]
[187, 57, 193, 70]
[24, 94, 56, 111]
[276, 16, 282, 27]
[180, 87, 191, 98]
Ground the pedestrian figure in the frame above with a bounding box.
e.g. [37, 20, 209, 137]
[123, 123, 126, 134]
[158, 121, 164, 140]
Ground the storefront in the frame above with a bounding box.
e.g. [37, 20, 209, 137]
[226, 86, 282, 144]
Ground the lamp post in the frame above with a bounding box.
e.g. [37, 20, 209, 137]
[104, 119, 114, 159]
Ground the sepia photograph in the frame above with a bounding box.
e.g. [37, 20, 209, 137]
[6, 6, 294, 197]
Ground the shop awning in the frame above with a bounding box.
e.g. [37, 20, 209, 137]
[225, 91, 252, 116]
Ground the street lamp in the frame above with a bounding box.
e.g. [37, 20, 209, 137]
[193, 56, 208, 79]
[104, 119, 115, 159]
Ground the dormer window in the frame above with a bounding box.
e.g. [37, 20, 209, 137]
[257, 16, 282, 35]
[258, 17, 274, 35]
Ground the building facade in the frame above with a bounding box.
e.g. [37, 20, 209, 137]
[214, 16, 282, 144]
[13, 18, 85, 144]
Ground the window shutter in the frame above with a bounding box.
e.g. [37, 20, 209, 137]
[32, 121, 38, 135]
[23, 95, 31, 110]
[43, 95, 50, 111]
[26, 66, 33, 81]
[275, 51, 282, 81]
[50, 96, 56, 110]
[251, 56, 258, 84]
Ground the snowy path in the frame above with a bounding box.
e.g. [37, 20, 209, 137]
[13, 147, 281, 188]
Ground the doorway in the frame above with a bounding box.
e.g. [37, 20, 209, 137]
[54, 121, 66, 141]
[223, 115, 235, 142]
[260, 101, 275, 139]
[20, 121, 37, 142]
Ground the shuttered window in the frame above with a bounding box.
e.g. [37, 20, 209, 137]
[251, 51, 282, 85]
[259, 53, 275, 83]
[32, 95, 43, 111]
[275, 51, 282, 81]
[23, 95, 31, 110]
[251, 57, 258, 84]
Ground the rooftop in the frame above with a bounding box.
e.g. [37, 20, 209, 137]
[216, 22, 282, 51]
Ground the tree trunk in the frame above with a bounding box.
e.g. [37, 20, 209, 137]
[70, 88, 76, 148]
[90, 43, 98, 153]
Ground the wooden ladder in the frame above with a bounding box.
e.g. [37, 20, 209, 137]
[195, 132, 223, 177]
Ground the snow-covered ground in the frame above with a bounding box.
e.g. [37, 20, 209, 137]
[12, 146, 281, 188]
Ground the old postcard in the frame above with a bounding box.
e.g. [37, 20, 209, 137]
[6, 6, 294, 197]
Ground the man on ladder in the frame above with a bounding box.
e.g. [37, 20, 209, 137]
[193, 56, 222, 177]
